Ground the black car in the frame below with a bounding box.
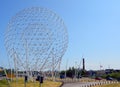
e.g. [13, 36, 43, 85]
[106, 77, 113, 81]
[117, 78, 120, 81]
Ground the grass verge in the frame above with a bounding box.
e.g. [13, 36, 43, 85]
[0, 78, 62, 87]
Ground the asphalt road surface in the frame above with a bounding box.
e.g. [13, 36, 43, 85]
[62, 82, 104, 87]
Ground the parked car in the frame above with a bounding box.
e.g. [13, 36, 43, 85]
[106, 77, 113, 81]
[117, 78, 120, 81]
[95, 77, 102, 80]
[76, 75, 82, 79]
[60, 75, 65, 79]
[0, 74, 2, 77]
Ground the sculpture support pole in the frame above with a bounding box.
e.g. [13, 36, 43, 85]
[52, 54, 55, 81]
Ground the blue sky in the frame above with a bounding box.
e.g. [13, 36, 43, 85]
[0, 0, 120, 70]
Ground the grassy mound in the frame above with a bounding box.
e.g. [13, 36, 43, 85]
[0, 79, 8, 87]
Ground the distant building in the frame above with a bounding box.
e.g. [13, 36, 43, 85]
[0, 67, 3, 71]
[105, 69, 114, 74]
[87, 70, 96, 77]
[114, 70, 120, 72]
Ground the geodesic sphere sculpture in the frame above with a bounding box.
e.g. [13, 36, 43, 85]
[4, 7, 68, 71]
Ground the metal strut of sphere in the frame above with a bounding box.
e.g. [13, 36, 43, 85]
[4, 7, 68, 77]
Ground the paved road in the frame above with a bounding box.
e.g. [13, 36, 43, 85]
[62, 82, 104, 87]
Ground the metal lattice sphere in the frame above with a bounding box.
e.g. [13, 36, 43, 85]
[5, 7, 68, 71]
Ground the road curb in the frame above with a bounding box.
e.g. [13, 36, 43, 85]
[59, 81, 64, 87]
